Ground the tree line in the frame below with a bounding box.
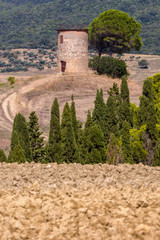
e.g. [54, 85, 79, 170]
[1, 73, 160, 165]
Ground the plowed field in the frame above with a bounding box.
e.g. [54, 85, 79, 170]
[0, 162, 160, 240]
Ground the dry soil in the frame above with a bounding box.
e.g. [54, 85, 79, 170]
[0, 162, 160, 239]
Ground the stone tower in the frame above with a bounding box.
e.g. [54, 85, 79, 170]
[57, 29, 88, 73]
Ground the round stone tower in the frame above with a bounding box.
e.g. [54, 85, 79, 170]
[57, 29, 88, 73]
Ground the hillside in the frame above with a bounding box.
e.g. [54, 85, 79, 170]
[0, 0, 160, 54]
[0, 52, 159, 154]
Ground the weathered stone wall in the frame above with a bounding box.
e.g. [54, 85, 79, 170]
[57, 30, 88, 73]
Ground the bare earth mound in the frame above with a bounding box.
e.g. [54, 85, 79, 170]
[0, 162, 160, 239]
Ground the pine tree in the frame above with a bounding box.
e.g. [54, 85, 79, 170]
[10, 113, 31, 162]
[61, 102, 79, 163]
[122, 121, 133, 164]
[48, 98, 61, 163]
[0, 149, 7, 162]
[28, 111, 45, 162]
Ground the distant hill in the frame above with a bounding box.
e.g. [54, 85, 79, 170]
[0, 0, 159, 54]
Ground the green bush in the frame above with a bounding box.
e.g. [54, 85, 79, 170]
[89, 56, 129, 78]
[7, 76, 15, 85]
[138, 59, 149, 68]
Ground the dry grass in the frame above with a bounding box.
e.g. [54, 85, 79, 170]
[0, 53, 159, 153]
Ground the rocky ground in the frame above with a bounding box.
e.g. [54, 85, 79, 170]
[0, 162, 160, 239]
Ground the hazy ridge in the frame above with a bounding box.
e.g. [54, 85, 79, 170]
[0, 0, 159, 54]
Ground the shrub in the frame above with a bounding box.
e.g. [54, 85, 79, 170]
[138, 59, 149, 68]
[89, 56, 129, 78]
[7, 76, 15, 85]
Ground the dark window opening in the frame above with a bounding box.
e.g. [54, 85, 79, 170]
[61, 61, 66, 72]
[60, 35, 63, 44]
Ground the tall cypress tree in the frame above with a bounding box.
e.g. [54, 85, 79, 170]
[70, 95, 79, 143]
[122, 120, 133, 164]
[146, 101, 157, 141]
[105, 95, 119, 143]
[87, 124, 106, 164]
[92, 89, 106, 133]
[9, 113, 31, 162]
[119, 76, 132, 128]
[138, 78, 154, 126]
[138, 78, 158, 165]
[12, 144, 26, 163]
[61, 102, 79, 163]
[48, 98, 61, 163]
[28, 111, 45, 163]
[79, 111, 93, 164]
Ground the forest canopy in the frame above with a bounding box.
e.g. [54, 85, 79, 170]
[0, 0, 159, 54]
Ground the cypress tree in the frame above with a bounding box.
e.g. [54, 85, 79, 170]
[119, 76, 132, 128]
[12, 144, 26, 163]
[70, 95, 79, 143]
[28, 111, 45, 162]
[105, 95, 119, 142]
[84, 110, 93, 133]
[87, 124, 106, 164]
[138, 78, 154, 126]
[79, 111, 93, 164]
[10, 113, 31, 162]
[61, 102, 79, 163]
[120, 76, 130, 105]
[48, 98, 61, 163]
[138, 78, 158, 165]
[10, 131, 19, 151]
[106, 133, 122, 164]
[92, 89, 106, 133]
[146, 102, 157, 141]
[0, 149, 7, 162]
[122, 120, 133, 164]
[108, 82, 120, 101]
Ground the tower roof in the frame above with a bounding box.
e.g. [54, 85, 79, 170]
[57, 28, 88, 33]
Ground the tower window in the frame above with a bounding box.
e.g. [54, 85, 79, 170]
[60, 35, 63, 44]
